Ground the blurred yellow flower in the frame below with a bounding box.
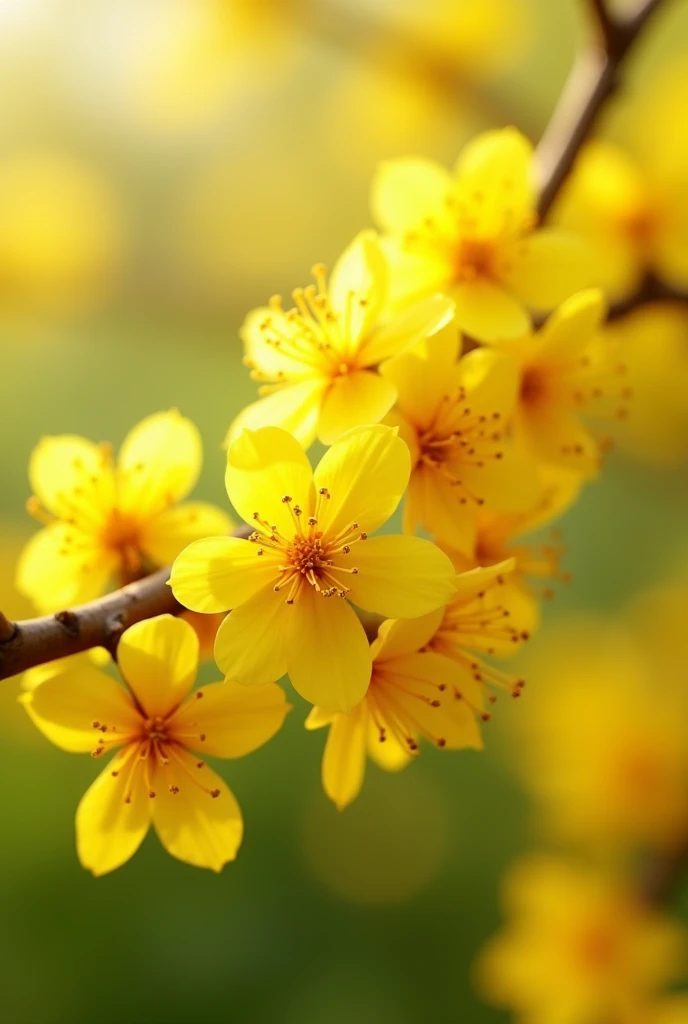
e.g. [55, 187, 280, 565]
[554, 68, 688, 301]
[305, 612, 482, 811]
[606, 304, 688, 466]
[17, 410, 232, 612]
[22, 615, 290, 875]
[381, 0, 533, 77]
[515, 616, 688, 852]
[229, 231, 454, 447]
[443, 466, 580, 635]
[381, 321, 539, 554]
[170, 424, 457, 712]
[475, 855, 687, 1024]
[0, 151, 124, 318]
[371, 128, 590, 341]
[124, 0, 297, 133]
[468, 289, 625, 479]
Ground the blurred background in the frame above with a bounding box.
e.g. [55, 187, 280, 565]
[0, 0, 687, 1021]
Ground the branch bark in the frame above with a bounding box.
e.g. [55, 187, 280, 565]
[0, 524, 252, 681]
[0, 567, 181, 681]
[536, 0, 665, 220]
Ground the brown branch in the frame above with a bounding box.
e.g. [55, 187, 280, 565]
[608, 274, 688, 321]
[0, 567, 181, 681]
[0, 524, 252, 681]
[640, 835, 688, 906]
[536, 0, 666, 219]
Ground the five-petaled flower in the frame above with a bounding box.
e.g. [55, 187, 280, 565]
[382, 321, 539, 554]
[227, 230, 454, 448]
[23, 615, 290, 875]
[306, 612, 483, 811]
[475, 856, 688, 1024]
[371, 127, 590, 342]
[170, 423, 457, 712]
[469, 289, 626, 479]
[17, 410, 232, 612]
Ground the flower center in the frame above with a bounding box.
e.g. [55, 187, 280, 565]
[454, 236, 497, 282]
[249, 489, 367, 604]
[520, 365, 548, 407]
[417, 389, 504, 505]
[247, 264, 366, 387]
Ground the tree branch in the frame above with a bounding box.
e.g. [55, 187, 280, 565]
[608, 274, 688, 321]
[0, 567, 181, 681]
[0, 524, 252, 681]
[536, 0, 666, 219]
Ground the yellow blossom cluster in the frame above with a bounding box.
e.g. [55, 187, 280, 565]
[476, 584, 688, 1023]
[14, 125, 636, 877]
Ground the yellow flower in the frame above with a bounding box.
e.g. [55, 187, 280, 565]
[424, 561, 528, 723]
[469, 289, 626, 479]
[305, 613, 483, 810]
[228, 231, 454, 447]
[606, 305, 688, 466]
[553, 67, 688, 302]
[170, 424, 457, 712]
[381, 320, 540, 554]
[17, 410, 232, 612]
[0, 151, 124, 318]
[514, 615, 688, 851]
[371, 128, 590, 342]
[22, 614, 290, 875]
[443, 466, 581, 635]
[475, 855, 688, 1024]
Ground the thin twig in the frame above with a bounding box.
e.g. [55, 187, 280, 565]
[536, 0, 666, 219]
[608, 274, 688, 321]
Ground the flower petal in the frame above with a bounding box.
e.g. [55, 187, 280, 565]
[313, 423, 410, 537]
[347, 535, 456, 618]
[117, 410, 202, 517]
[226, 426, 315, 535]
[365, 713, 412, 772]
[361, 293, 456, 366]
[304, 706, 338, 730]
[404, 466, 478, 556]
[117, 615, 199, 719]
[169, 681, 290, 758]
[329, 230, 387, 344]
[214, 585, 291, 685]
[371, 157, 454, 233]
[22, 665, 139, 752]
[76, 744, 152, 876]
[377, 651, 483, 749]
[140, 502, 233, 567]
[454, 127, 534, 235]
[321, 704, 367, 810]
[498, 230, 593, 310]
[16, 523, 117, 612]
[538, 288, 607, 361]
[225, 379, 327, 451]
[383, 241, 452, 310]
[317, 371, 397, 445]
[372, 609, 445, 662]
[284, 587, 372, 712]
[169, 536, 281, 613]
[380, 320, 462, 431]
[454, 278, 530, 342]
[29, 435, 114, 525]
[241, 306, 317, 379]
[151, 750, 243, 872]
